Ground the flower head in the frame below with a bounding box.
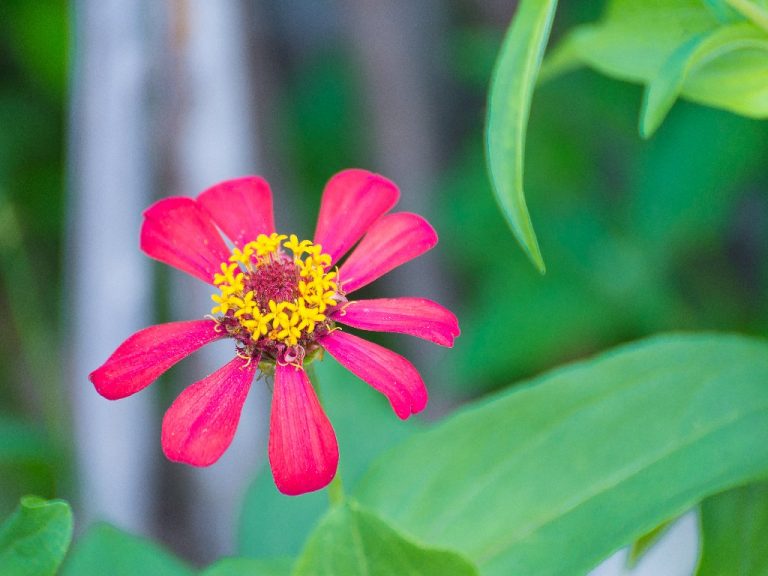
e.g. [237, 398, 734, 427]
[89, 169, 460, 495]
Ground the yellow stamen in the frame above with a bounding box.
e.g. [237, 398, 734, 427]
[209, 233, 339, 348]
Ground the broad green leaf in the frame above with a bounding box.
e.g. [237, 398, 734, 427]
[696, 481, 768, 575]
[485, 0, 558, 273]
[356, 334, 768, 576]
[641, 23, 768, 137]
[61, 523, 194, 576]
[293, 500, 478, 576]
[201, 557, 293, 576]
[238, 356, 419, 558]
[0, 496, 72, 576]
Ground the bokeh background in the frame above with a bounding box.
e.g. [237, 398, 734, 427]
[0, 0, 765, 572]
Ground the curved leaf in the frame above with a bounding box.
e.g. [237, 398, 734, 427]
[641, 23, 768, 137]
[60, 523, 194, 576]
[202, 557, 293, 576]
[355, 334, 768, 576]
[0, 496, 73, 576]
[293, 500, 478, 576]
[544, 0, 768, 120]
[485, 0, 558, 273]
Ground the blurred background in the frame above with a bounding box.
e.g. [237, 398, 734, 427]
[0, 0, 766, 572]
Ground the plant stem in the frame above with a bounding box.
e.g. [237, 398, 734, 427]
[327, 474, 345, 506]
[305, 360, 346, 506]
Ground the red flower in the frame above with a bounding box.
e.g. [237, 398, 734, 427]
[89, 169, 460, 495]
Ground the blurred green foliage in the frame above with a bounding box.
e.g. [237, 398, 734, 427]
[0, 0, 67, 515]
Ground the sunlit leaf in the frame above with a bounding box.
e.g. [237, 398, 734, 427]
[485, 0, 558, 273]
[544, 0, 768, 126]
[293, 500, 478, 576]
[356, 334, 768, 575]
[0, 496, 72, 576]
[641, 23, 768, 137]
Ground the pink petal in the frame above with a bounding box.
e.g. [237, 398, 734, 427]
[162, 356, 257, 467]
[197, 176, 276, 248]
[338, 212, 437, 293]
[269, 364, 339, 495]
[90, 320, 225, 400]
[140, 197, 231, 284]
[313, 169, 399, 265]
[333, 298, 460, 347]
[319, 331, 427, 419]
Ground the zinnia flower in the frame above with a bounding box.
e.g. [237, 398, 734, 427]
[90, 169, 459, 495]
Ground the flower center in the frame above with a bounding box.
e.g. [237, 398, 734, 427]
[210, 233, 342, 362]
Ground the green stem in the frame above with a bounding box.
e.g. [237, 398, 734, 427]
[327, 474, 345, 506]
[305, 360, 346, 506]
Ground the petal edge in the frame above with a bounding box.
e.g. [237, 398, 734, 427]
[90, 320, 225, 400]
[269, 364, 339, 495]
[161, 355, 256, 467]
[319, 331, 428, 419]
[197, 176, 275, 247]
[333, 298, 460, 347]
[313, 169, 399, 265]
[339, 212, 437, 294]
[140, 197, 231, 284]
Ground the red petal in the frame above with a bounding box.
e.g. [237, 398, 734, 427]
[313, 169, 399, 265]
[333, 298, 460, 347]
[197, 176, 275, 248]
[140, 197, 230, 284]
[319, 331, 428, 419]
[161, 356, 257, 467]
[268, 364, 339, 495]
[338, 212, 437, 294]
[90, 320, 224, 400]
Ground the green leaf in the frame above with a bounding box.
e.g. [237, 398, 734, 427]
[293, 500, 478, 576]
[726, 0, 768, 32]
[355, 334, 768, 575]
[0, 496, 72, 576]
[545, 0, 768, 122]
[704, 0, 745, 22]
[547, 0, 718, 83]
[201, 557, 293, 576]
[627, 517, 676, 567]
[640, 23, 768, 137]
[60, 523, 194, 576]
[485, 0, 558, 273]
[238, 356, 419, 558]
[697, 481, 768, 575]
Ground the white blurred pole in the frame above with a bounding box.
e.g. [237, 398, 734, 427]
[67, 0, 159, 533]
[169, 0, 267, 558]
[341, 0, 459, 399]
